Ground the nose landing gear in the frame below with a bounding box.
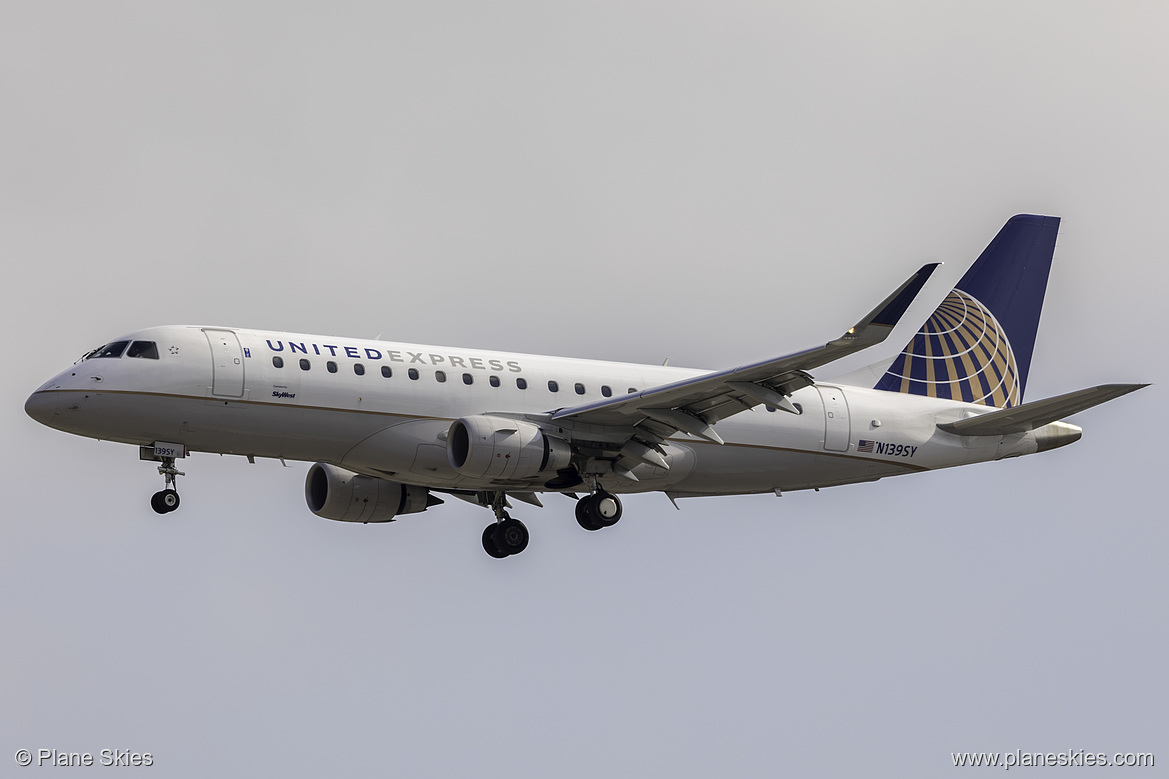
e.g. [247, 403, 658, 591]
[150, 456, 184, 515]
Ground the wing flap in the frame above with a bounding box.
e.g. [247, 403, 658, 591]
[937, 384, 1148, 436]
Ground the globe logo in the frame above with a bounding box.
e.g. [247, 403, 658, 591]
[880, 289, 1020, 408]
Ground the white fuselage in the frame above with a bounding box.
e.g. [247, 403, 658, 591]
[27, 325, 1061, 497]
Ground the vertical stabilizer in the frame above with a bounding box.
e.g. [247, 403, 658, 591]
[874, 214, 1060, 407]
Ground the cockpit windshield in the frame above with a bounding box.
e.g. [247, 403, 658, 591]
[127, 341, 159, 359]
[91, 341, 130, 359]
[78, 339, 158, 362]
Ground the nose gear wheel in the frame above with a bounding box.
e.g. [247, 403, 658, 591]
[151, 488, 180, 514]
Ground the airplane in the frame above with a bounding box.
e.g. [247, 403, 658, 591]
[25, 215, 1146, 558]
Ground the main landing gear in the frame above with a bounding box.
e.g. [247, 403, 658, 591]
[478, 485, 623, 558]
[575, 489, 622, 532]
[482, 492, 529, 559]
[150, 456, 184, 515]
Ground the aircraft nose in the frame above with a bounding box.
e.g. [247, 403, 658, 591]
[24, 390, 59, 426]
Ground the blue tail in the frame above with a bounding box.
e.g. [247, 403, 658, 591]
[873, 214, 1060, 408]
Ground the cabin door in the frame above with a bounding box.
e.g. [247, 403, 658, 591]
[816, 385, 851, 452]
[204, 329, 245, 397]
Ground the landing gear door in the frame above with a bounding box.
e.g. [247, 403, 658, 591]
[204, 329, 245, 397]
[816, 385, 851, 452]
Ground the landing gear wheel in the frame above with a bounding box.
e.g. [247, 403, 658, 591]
[151, 489, 180, 514]
[592, 491, 622, 527]
[495, 517, 529, 555]
[159, 489, 180, 512]
[482, 524, 509, 559]
[576, 491, 621, 530]
[575, 498, 603, 531]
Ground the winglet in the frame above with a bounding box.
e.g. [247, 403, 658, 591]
[831, 263, 940, 350]
[865, 262, 942, 328]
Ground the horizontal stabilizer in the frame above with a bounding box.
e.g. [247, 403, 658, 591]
[937, 383, 1148, 436]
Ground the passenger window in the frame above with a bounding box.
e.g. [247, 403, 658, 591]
[354, 363, 365, 376]
[435, 370, 447, 383]
[94, 341, 130, 358]
[601, 385, 612, 397]
[127, 341, 159, 359]
[548, 380, 559, 392]
[574, 382, 586, 395]
[766, 406, 775, 412]
[793, 403, 803, 415]
[489, 375, 500, 388]
[462, 373, 473, 385]
[516, 378, 527, 390]
[272, 356, 284, 369]
[627, 387, 638, 394]
[327, 361, 338, 374]
[408, 368, 419, 380]
[381, 366, 392, 378]
[300, 359, 311, 371]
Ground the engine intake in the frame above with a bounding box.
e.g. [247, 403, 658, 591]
[447, 415, 571, 480]
[305, 463, 437, 523]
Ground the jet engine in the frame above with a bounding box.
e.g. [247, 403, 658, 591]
[305, 463, 438, 523]
[447, 415, 571, 480]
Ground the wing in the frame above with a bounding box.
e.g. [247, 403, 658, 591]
[550, 263, 940, 445]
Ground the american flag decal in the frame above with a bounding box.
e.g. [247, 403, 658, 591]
[857, 439, 875, 453]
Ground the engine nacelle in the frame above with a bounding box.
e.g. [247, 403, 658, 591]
[447, 415, 571, 480]
[305, 463, 435, 523]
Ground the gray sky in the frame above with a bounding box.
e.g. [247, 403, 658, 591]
[2, 2, 1165, 776]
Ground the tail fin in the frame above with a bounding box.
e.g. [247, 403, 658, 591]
[874, 214, 1060, 408]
